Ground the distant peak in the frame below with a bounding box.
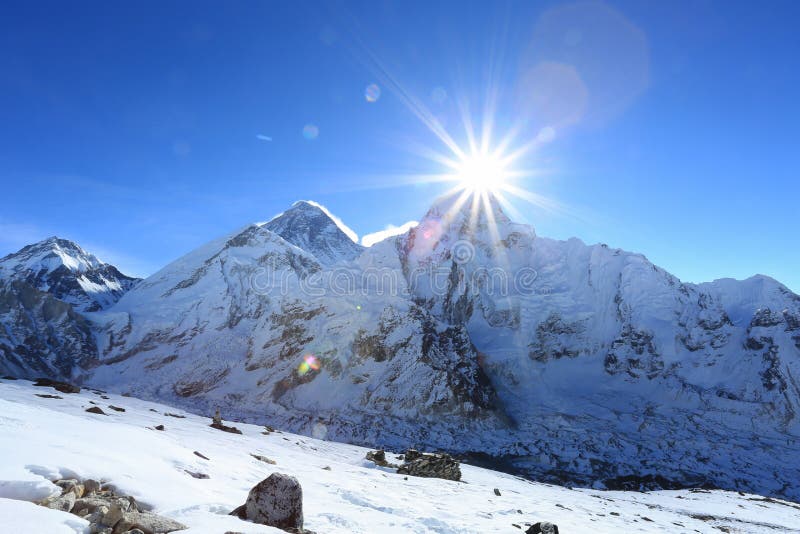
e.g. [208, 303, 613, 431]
[266, 200, 359, 244]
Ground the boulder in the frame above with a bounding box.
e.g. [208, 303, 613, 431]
[526, 522, 560, 534]
[86, 406, 107, 415]
[73, 496, 111, 516]
[41, 491, 76, 512]
[231, 473, 303, 531]
[111, 511, 187, 534]
[365, 449, 398, 469]
[84, 479, 102, 495]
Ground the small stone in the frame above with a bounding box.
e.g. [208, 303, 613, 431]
[154, 425, 165, 431]
[86, 406, 107, 415]
[184, 470, 209, 479]
[494, 488, 502, 496]
[108, 405, 126, 412]
[193, 451, 210, 460]
[250, 453, 276, 465]
[322, 466, 331, 471]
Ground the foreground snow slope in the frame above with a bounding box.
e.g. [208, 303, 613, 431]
[1, 379, 799, 534]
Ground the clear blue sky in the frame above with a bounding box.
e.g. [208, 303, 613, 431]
[1, 1, 798, 292]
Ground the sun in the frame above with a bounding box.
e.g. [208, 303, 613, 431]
[455, 152, 508, 194]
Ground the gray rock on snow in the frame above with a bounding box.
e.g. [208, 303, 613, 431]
[231, 473, 304, 531]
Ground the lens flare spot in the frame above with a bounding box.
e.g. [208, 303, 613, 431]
[431, 86, 447, 104]
[365, 84, 381, 103]
[297, 354, 321, 376]
[302, 124, 319, 140]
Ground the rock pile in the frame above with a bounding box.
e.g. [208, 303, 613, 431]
[365, 448, 462, 482]
[39, 476, 186, 534]
[230, 473, 313, 533]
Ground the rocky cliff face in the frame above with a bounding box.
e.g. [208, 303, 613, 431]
[0, 279, 98, 380]
[2, 196, 799, 501]
[263, 200, 364, 265]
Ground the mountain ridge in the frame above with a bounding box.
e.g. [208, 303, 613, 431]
[1, 194, 799, 501]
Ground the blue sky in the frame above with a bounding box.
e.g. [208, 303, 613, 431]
[1, 1, 798, 292]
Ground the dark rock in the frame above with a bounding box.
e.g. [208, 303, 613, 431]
[526, 522, 559, 534]
[85, 406, 107, 415]
[35, 394, 63, 399]
[194, 451, 210, 460]
[154, 425, 165, 431]
[34, 378, 80, 394]
[210, 422, 242, 434]
[164, 413, 185, 418]
[397, 450, 461, 482]
[494, 488, 502, 496]
[184, 470, 209, 479]
[231, 473, 303, 531]
[108, 405, 126, 412]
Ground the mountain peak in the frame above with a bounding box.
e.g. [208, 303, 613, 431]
[1, 236, 102, 274]
[0, 237, 139, 312]
[263, 200, 363, 265]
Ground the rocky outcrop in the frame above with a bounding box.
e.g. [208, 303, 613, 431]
[366, 449, 462, 481]
[397, 449, 461, 481]
[230, 473, 309, 533]
[39, 476, 186, 534]
[0, 279, 98, 380]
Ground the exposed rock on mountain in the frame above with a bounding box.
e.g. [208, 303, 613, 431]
[0, 237, 140, 312]
[264, 200, 364, 265]
[0, 279, 98, 380]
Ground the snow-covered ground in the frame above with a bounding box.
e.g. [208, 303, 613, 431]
[1, 378, 799, 534]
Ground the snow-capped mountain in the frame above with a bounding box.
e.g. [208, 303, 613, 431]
[0, 237, 140, 312]
[2, 196, 799, 503]
[263, 200, 364, 265]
